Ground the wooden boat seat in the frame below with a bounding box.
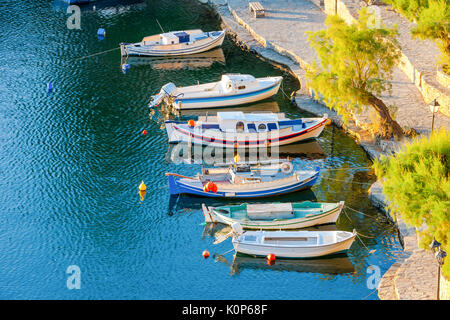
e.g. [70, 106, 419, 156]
[247, 203, 293, 220]
[249, 2, 265, 18]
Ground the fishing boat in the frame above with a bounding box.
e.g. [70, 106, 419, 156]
[149, 74, 282, 109]
[165, 111, 328, 147]
[201, 201, 345, 230]
[120, 29, 225, 57]
[216, 223, 357, 259]
[165, 162, 320, 198]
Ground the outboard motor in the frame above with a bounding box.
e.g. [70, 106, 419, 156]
[149, 82, 177, 108]
[231, 222, 244, 237]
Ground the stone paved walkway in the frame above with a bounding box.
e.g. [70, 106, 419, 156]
[223, 0, 449, 134]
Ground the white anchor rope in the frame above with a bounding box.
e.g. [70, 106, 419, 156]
[74, 47, 120, 61]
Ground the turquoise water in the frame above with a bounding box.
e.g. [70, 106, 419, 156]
[0, 0, 405, 299]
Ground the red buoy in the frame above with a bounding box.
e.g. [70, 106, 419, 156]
[188, 119, 195, 127]
[267, 259, 275, 266]
[267, 253, 276, 262]
[142, 129, 147, 135]
[202, 250, 210, 259]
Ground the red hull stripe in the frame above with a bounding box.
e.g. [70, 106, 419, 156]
[173, 119, 326, 145]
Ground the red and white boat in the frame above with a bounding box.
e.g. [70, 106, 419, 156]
[165, 111, 328, 148]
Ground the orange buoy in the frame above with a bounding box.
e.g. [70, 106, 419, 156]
[267, 253, 276, 262]
[202, 250, 210, 259]
[203, 185, 209, 192]
[142, 129, 147, 135]
[326, 119, 332, 126]
[267, 259, 275, 266]
[188, 119, 195, 127]
[210, 183, 218, 193]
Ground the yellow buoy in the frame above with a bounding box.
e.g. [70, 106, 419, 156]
[138, 181, 147, 191]
[234, 154, 241, 163]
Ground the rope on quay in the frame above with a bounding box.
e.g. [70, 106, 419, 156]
[74, 47, 120, 61]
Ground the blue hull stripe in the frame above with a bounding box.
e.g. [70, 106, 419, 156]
[175, 81, 279, 104]
[168, 173, 319, 198]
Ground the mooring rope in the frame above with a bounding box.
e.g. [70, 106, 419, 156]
[74, 47, 120, 61]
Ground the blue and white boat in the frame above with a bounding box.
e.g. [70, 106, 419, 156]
[165, 162, 320, 198]
[150, 74, 282, 109]
[120, 29, 225, 57]
[165, 111, 328, 147]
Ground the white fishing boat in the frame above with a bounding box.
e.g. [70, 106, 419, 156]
[120, 29, 225, 57]
[165, 111, 328, 147]
[202, 201, 345, 230]
[215, 223, 357, 259]
[149, 74, 282, 109]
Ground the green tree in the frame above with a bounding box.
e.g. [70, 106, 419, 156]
[306, 9, 403, 139]
[411, 0, 450, 73]
[373, 128, 450, 277]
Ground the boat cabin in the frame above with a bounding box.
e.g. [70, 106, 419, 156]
[216, 111, 284, 133]
[219, 74, 259, 94]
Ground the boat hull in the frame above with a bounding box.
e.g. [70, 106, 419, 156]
[167, 169, 320, 198]
[120, 31, 225, 57]
[203, 202, 344, 230]
[165, 117, 327, 147]
[172, 79, 281, 109]
[232, 232, 356, 259]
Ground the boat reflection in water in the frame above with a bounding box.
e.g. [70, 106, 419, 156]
[123, 48, 225, 70]
[165, 140, 327, 166]
[205, 224, 355, 276]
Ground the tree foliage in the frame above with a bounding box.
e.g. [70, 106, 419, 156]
[373, 128, 450, 277]
[306, 9, 403, 138]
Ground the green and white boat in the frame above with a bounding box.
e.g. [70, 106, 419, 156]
[202, 201, 345, 230]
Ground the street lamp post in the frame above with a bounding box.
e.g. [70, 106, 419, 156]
[429, 99, 440, 134]
[430, 239, 447, 300]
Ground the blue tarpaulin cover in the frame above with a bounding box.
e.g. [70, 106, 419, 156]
[174, 32, 190, 43]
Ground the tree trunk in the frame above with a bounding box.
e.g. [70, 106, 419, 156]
[367, 94, 404, 139]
